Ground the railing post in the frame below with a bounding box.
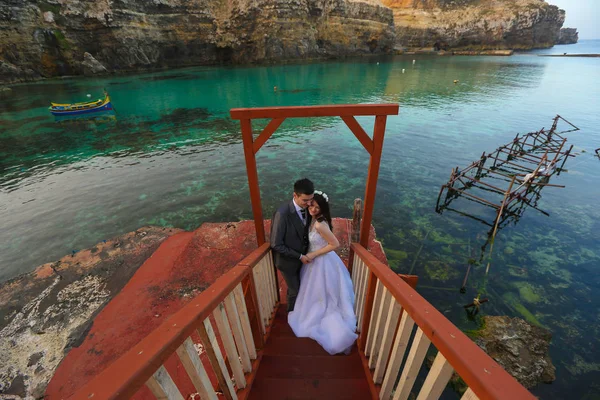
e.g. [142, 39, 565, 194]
[243, 272, 264, 349]
[359, 269, 377, 352]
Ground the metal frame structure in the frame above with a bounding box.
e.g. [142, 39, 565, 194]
[230, 104, 400, 249]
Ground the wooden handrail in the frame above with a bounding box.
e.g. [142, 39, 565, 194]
[352, 243, 535, 400]
[69, 243, 271, 400]
[230, 104, 400, 119]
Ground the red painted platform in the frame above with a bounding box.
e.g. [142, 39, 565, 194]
[46, 219, 387, 399]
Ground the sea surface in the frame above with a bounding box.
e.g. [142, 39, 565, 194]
[1, 40, 599, 398]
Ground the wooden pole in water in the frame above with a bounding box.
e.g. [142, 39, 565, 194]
[485, 175, 516, 275]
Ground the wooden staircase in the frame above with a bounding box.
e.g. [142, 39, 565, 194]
[248, 304, 372, 400]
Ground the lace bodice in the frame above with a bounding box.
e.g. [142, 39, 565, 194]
[308, 228, 328, 252]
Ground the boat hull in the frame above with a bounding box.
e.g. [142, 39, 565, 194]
[50, 102, 113, 116]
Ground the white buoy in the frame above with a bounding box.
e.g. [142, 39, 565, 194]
[86, 94, 91, 97]
[377, 62, 379, 65]
[402, 69, 405, 73]
[412, 59, 416, 65]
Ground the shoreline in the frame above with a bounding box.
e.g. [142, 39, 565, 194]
[0, 45, 583, 87]
[538, 54, 600, 58]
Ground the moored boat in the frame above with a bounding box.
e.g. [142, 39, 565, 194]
[49, 92, 113, 116]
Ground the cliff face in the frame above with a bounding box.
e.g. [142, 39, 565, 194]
[0, 0, 570, 83]
[557, 27, 578, 44]
[0, 0, 394, 83]
[381, 0, 565, 50]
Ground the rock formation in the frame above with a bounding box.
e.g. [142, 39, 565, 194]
[472, 316, 556, 388]
[0, 0, 573, 84]
[0, 0, 394, 83]
[557, 27, 578, 44]
[382, 0, 566, 50]
[81, 52, 107, 76]
[0, 227, 181, 398]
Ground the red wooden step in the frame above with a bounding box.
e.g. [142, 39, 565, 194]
[269, 320, 296, 337]
[247, 377, 371, 400]
[255, 354, 365, 380]
[263, 336, 332, 357]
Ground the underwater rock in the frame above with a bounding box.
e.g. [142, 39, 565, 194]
[473, 316, 556, 388]
[81, 52, 107, 76]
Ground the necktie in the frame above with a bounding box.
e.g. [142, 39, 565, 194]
[300, 208, 307, 225]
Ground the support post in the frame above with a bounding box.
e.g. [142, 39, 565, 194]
[359, 271, 377, 352]
[360, 115, 387, 248]
[240, 118, 266, 245]
[243, 273, 264, 349]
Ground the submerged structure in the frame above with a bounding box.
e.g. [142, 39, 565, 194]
[436, 115, 579, 294]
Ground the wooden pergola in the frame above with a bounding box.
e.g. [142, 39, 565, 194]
[230, 104, 400, 248]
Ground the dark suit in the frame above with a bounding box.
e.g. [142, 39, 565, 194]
[270, 200, 311, 311]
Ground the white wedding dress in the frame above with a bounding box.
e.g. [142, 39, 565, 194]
[288, 227, 358, 355]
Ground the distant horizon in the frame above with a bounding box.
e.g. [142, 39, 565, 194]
[549, 0, 599, 40]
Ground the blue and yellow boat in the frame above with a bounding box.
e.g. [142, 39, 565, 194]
[49, 92, 113, 116]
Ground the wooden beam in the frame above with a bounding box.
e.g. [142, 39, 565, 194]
[252, 118, 285, 153]
[240, 118, 265, 246]
[230, 104, 399, 120]
[341, 116, 374, 154]
[360, 115, 387, 248]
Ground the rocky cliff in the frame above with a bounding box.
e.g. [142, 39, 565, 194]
[381, 0, 565, 50]
[0, 0, 394, 83]
[557, 27, 578, 44]
[0, 0, 570, 84]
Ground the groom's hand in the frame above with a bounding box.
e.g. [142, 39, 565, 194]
[300, 255, 311, 264]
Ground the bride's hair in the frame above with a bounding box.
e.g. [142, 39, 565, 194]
[313, 193, 333, 230]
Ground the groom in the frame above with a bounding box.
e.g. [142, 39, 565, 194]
[270, 178, 314, 311]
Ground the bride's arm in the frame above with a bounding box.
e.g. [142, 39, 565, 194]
[306, 221, 340, 260]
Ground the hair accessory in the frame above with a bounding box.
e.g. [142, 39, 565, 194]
[314, 190, 329, 202]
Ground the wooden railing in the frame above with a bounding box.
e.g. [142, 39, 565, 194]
[70, 243, 278, 400]
[70, 240, 534, 400]
[350, 243, 535, 400]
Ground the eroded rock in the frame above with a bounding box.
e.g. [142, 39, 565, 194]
[557, 27, 578, 45]
[81, 52, 107, 75]
[472, 316, 556, 388]
[0, 0, 394, 83]
[382, 0, 566, 50]
[0, 226, 181, 398]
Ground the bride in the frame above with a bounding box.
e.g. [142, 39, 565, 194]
[288, 191, 358, 355]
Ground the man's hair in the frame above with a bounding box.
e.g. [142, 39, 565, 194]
[293, 178, 314, 195]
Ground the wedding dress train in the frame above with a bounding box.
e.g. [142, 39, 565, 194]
[288, 228, 357, 355]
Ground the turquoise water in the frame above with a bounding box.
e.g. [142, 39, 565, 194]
[1, 44, 599, 398]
